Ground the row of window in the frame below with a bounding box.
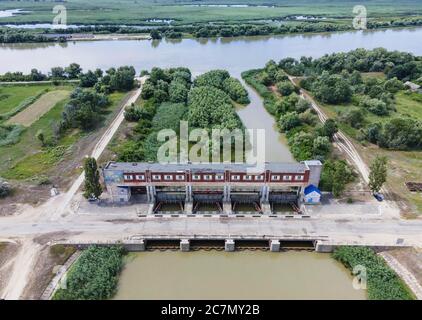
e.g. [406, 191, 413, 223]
[123, 173, 305, 182]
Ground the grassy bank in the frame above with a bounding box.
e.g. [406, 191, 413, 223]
[332, 246, 415, 300]
[53, 246, 124, 300]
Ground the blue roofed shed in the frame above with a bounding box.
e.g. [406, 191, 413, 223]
[304, 184, 321, 204]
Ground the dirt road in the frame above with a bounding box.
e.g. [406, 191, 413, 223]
[0, 77, 147, 299]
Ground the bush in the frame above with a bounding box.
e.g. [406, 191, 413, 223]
[279, 111, 301, 132]
[320, 160, 355, 196]
[53, 246, 124, 300]
[0, 178, 11, 198]
[0, 124, 24, 146]
[222, 77, 250, 104]
[332, 246, 414, 300]
[276, 81, 295, 96]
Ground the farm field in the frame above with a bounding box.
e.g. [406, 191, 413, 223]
[7, 90, 70, 127]
[0, 90, 126, 181]
[1, 0, 422, 25]
[0, 84, 51, 118]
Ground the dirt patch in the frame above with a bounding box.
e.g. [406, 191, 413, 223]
[33, 231, 80, 245]
[0, 242, 19, 297]
[388, 248, 422, 285]
[21, 244, 76, 300]
[0, 183, 50, 216]
[7, 90, 70, 127]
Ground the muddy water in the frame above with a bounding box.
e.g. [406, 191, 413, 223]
[114, 251, 366, 300]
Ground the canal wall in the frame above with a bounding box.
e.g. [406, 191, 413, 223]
[49, 237, 414, 253]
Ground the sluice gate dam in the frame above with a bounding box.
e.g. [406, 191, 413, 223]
[102, 161, 323, 214]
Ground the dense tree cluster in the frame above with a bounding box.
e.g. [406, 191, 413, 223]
[61, 88, 110, 131]
[118, 67, 248, 161]
[53, 246, 124, 300]
[275, 49, 422, 151]
[188, 86, 242, 131]
[319, 159, 355, 196]
[0, 28, 54, 43]
[193, 70, 249, 104]
[365, 118, 422, 150]
[0, 63, 82, 82]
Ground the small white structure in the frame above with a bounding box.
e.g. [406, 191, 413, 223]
[50, 187, 59, 197]
[303, 184, 321, 204]
[404, 81, 421, 92]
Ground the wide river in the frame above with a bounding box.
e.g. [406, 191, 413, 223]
[2, 28, 421, 299]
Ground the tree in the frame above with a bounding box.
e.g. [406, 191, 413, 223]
[150, 30, 162, 40]
[50, 66, 65, 79]
[83, 157, 102, 199]
[368, 156, 388, 193]
[79, 70, 98, 87]
[276, 81, 295, 96]
[319, 119, 338, 140]
[36, 129, 45, 146]
[279, 111, 301, 131]
[65, 63, 82, 79]
[0, 178, 11, 198]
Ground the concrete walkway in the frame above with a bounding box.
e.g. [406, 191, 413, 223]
[380, 252, 422, 300]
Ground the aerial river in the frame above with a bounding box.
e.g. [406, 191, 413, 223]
[2, 27, 421, 299]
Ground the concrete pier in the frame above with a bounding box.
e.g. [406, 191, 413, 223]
[225, 239, 235, 252]
[270, 240, 280, 252]
[185, 201, 193, 214]
[261, 202, 271, 214]
[180, 239, 190, 252]
[223, 202, 232, 214]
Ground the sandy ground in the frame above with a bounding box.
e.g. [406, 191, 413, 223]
[7, 90, 70, 127]
[0, 241, 19, 294]
[21, 238, 76, 300]
[388, 248, 422, 285]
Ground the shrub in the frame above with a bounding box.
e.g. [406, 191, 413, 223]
[0, 178, 11, 198]
[332, 246, 414, 300]
[53, 246, 124, 300]
[276, 81, 295, 96]
[0, 124, 24, 146]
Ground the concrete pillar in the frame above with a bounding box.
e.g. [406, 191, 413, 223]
[223, 201, 232, 214]
[185, 185, 192, 202]
[223, 185, 231, 201]
[261, 202, 271, 214]
[314, 241, 334, 253]
[270, 240, 280, 252]
[185, 201, 193, 214]
[225, 239, 235, 252]
[180, 239, 190, 252]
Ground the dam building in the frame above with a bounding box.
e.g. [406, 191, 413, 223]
[102, 161, 322, 214]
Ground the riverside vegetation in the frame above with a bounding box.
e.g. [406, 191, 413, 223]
[332, 246, 414, 300]
[53, 246, 124, 300]
[243, 48, 422, 209]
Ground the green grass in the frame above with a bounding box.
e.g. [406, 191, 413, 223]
[1, 0, 422, 25]
[0, 84, 51, 117]
[0, 89, 126, 180]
